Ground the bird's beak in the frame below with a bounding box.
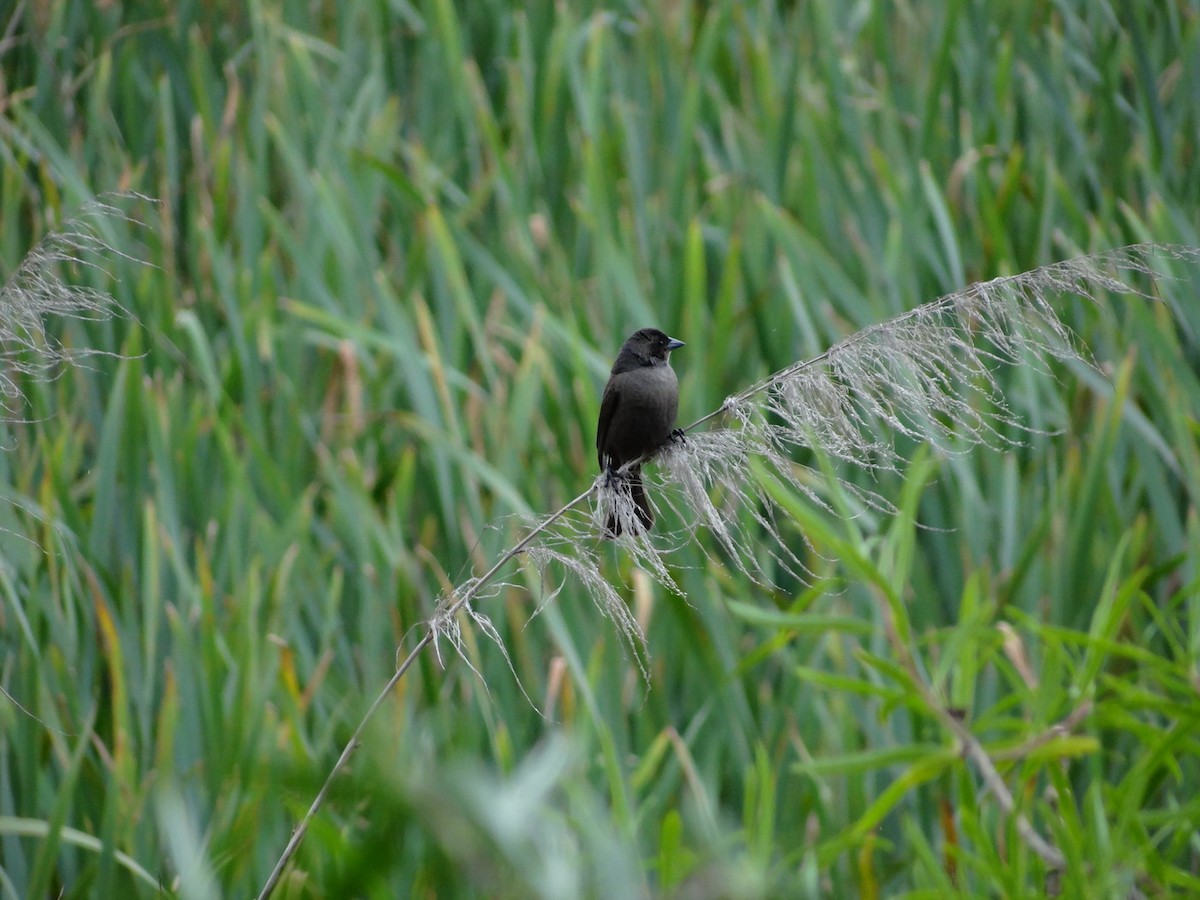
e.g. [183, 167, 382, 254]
[666, 338, 685, 351]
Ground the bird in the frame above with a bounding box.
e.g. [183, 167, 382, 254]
[596, 327, 685, 536]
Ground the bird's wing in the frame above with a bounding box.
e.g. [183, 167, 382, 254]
[596, 378, 622, 469]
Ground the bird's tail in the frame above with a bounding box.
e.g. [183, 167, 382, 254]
[605, 468, 654, 537]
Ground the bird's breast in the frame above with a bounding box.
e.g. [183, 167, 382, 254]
[601, 365, 679, 465]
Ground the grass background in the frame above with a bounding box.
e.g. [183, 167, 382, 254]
[2, 0, 1199, 896]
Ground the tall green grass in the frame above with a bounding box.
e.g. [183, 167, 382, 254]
[1, 0, 1198, 896]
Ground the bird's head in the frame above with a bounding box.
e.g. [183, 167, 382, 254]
[618, 328, 685, 368]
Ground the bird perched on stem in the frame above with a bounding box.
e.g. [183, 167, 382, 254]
[596, 328, 685, 536]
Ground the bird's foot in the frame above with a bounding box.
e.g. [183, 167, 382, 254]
[669, 428, 687, 445]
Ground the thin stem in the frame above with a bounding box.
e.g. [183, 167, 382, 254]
[255, 633, 434, 900]
[257, 482, 599, 898]
[256, 632, 432, 899]
[940, 710, 1067, 869]
[881, 601, 1067, 870]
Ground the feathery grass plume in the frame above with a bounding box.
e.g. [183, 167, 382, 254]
[0, 193, 152, 411]
[0, 193, 154, 725]
[603, 243, 1200, 589]
[432, 243, 1200, 664]
[525, 515, 655, 678]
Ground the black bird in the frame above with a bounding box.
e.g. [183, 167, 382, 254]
[596, 328, 685, 536]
